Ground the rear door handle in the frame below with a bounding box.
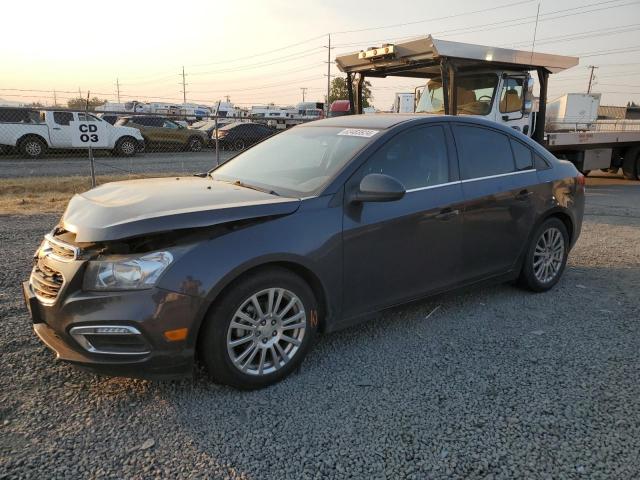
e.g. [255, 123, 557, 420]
[515, 189, 533, 201]
[435, 208, 460, 221]
[52, 127, 61, 130]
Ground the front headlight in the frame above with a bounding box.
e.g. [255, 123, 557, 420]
[83, 251, 173, 291]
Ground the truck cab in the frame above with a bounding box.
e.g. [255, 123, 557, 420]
[415, 70, 535, 135]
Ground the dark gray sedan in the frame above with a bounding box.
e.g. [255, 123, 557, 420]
[23, 115, 584, 389]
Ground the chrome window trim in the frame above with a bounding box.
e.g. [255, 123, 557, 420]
[69, 325, 150, 356]
[460, 168, 535, 184]
[405, 180, 462, 193]
[404, 169, 536, 193]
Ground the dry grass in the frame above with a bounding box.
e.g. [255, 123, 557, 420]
[0, 173, 184, 215]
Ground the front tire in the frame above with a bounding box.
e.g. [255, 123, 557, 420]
[114, 136, 137, 157]
[199, 267, 318, 389]
[19, 136, 46, 159]
[518, 218, 569, 292]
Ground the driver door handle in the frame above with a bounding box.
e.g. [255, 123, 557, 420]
[516, 189, 533, 201]
[435, 208, 460, 221]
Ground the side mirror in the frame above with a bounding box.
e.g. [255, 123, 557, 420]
[523, 100, 534, 113]
[349, 173, 406, 203]
[523, 76, 535, 113]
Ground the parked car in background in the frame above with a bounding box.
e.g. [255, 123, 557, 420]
[97, 114, 120, 125]
[116, 116, 209, 152]
[216, 121, 276, 150]
[0, 110, 144, 158]
[24, 115, 584, 389]
[329, 100, 351, 117]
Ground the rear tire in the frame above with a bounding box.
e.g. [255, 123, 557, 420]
[198, 267, 318, 390]
[114, 136, 137, 157]
[518, 218, 570, 292]
[622, 146, 640, 180]
[19, 136, 46, 159]
[187, 136, 203, 152]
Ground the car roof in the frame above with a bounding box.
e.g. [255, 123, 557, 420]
[301, 113, 526, 135]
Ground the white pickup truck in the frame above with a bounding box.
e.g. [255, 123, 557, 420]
[0, 110, 145, 158]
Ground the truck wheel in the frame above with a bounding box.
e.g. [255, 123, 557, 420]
[187, 136, 203, 152]
[198, 267, 318, 389]
[114, 136, 137, 157]
[518, 217, 569, 293]
[20, 137, 46, 159]
[622, 147, 640, 180]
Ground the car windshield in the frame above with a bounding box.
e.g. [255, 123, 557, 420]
[416, 74, 498, 116]
[212, 126, 376, 196]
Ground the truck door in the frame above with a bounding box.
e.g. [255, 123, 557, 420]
[496, 77, 530, 135]
[49, 111, 75, 148]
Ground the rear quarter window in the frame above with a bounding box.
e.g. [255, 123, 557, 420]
[510, 139, 534, 171]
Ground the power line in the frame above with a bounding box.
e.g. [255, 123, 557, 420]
[331, 0, 534, 34]
[190, 34, 327, 68]
[331, 0, 637, 49]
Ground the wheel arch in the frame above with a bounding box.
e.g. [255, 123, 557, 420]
[193, 258, 330, 352]
[17, 133, 49, 148]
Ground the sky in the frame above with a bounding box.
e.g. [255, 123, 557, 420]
[1, 0, 639, 110]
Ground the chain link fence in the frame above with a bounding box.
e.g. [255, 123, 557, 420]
[0, 106, 319, 214]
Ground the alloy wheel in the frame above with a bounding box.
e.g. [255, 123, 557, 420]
[121, 140, 135, 155]
[226, 288, 306, 376]
[533, 227, 565, 283]
[25, 141, 42, 157]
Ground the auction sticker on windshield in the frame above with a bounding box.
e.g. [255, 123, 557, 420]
[337, 128, 379, 138]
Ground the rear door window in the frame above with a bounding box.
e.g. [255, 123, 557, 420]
[53, 112, 74, 126]
[452, 125, 515, 180]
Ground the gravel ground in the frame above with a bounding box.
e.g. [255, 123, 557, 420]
[1, 178, 639, 479]
[0, 150, 235, 179]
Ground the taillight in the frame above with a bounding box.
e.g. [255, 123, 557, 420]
[576, 174, 586, 190]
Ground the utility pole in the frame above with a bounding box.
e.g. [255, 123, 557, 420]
[325, 33, 332, 115]
[53, 89, 57, 107]
[587, 65, 598, 94]
[78, 87, 82, 99]
[116, 78, 121, 103]
[300, 87, 307, 102]
[180, 66, 188, 104]
[225, 95, 230, 103]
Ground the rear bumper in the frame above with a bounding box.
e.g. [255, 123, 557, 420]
[23, 280, 202, 380]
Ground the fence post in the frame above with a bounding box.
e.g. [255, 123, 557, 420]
[86, 92, 96, 188]
[214, 100, 221, 167]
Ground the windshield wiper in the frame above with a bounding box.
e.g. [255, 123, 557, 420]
[232, 180, 280, 196]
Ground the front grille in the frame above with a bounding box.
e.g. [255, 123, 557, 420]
[30, 259, 64, 304]
[44, 233, 79, 261]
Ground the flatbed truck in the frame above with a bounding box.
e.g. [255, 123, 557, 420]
[335, 36, 640, 180]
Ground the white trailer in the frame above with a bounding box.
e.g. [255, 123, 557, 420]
[336, 35, 640, 180]
[393, 92, 416, 113]
[546, 93, 601, 131]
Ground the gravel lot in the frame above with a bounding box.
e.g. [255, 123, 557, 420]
[0, 150, 235, 179]
[1, 176, 639, 479]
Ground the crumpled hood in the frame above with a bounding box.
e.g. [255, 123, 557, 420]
[62, 177, 300, 242]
